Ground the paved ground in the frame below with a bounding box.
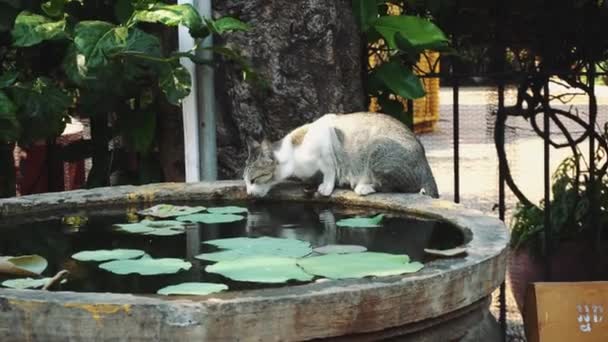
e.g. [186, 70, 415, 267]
[418, 84, 608, 341]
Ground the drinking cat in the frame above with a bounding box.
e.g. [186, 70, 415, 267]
[244, 112, 439, 198]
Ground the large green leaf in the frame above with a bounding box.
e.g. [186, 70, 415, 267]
[196, 237, 312, 262]
[372, 15, 447, 49]
[206, 206, 248, 214]
[2, 277, 51, 289]
[10, 77, 70, 143]
[313, 244, 367, 255]
[206, 256, 313, 283]
[11, 11, 66, 47]
[371, 61, 425, 99]
[158, 61, 191, 105]
[75, 22, 161, 70]
[297, 252, 423, 279]
[352, 0, 378, 32]
[177, 213, 245, 224]
[138, 204, 206, 218]
[209, 17, 250, 34]
[0, 91, 19, 142]
[72, 249, 146, 262]
[157, 282, 228, 296]
[132, 3, 203, 32]
[99, 258, 192, 275]
[114, 220, 187, 235]
[336, 214, 384, 228]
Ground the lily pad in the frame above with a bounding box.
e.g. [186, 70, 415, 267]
[144, 228, 185, 236]
[336, 214, 384, 228]
[196, 237, 312, 262]
[424, 247, 467, 257]
[114, 220, 187, 235]
[157, 282, 228, 296]
[176, 213, 245, 224]
[0, 255, 48, 276]
[297, 252, 423, 279]
[313, 244, 367, 255]
[99, 258, 192, 275]
[72, 249, 146, 262]
[206, 256, 313, 283]
[2, 277, 48, 289]
[206, 206, 248, 214]
[138, 204, 206, 218]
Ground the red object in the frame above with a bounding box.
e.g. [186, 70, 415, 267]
[16, 132, 85, 195]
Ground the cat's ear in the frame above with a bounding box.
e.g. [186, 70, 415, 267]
[246, 136, 260, 156]
[260, 138, 274, 155]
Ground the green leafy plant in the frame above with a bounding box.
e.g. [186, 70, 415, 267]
[0, 0, 252, 195]
[352, 0, 450, 127]
[510, 154, 608, 256]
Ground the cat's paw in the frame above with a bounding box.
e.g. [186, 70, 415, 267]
[317, 182, 334, 196]
[354, 184, 376, 196]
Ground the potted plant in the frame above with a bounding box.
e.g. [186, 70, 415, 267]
[508, 153, 608, 312]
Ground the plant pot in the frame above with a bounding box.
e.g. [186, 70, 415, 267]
[507, 240, 596, 314]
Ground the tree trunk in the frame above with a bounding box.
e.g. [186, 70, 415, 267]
[214, 0, 365, 179]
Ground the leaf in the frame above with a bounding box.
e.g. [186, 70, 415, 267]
[336, 214, 384, 228]
[132, 3, 203, 33]
[74, 22, 161, 70]
[0, 71, 18, 88]
[0, 255, 48, 276]
[424, 247, 467, 257]
[157, 282, 228, 296]
[177, 213, 245, 224]
[158, 61, 192, 105]
[9, 77, 70, 144]
[196, 237, 312, 262]
[99, 258, 192, 275]
[11, 11, 66, 47]
[372, 15, 448, 50]
[297, 252, 423, 279]
[206, 256, 313, 283]
[2, 277, 52, 289]
[209, 17, 250, 34]
[206, 206, 248, 214]
[72, 249, 146, 262]
[352, 0, 378, 32]
[371, 61, 425, 99]
[0, 90, 19, 142]
[42, 0, 66, 18]
[313, 244, 367, 255]
[114, 220, 187, 235]
[138, 204, 206, 218]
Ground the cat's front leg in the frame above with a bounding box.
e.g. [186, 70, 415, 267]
[317, 161, 336, 196]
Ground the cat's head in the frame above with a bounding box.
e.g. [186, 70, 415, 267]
[243, 137, 278, 197]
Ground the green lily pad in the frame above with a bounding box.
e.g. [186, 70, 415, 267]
[312, 244, 367, 255]
[176, 213, 244, 224]
[99, 258, 192, 275]
[2, 277, 48, 289]
[196, 237, 312, 262]
[336, 214, 384, 228]
[0, 255, 48, 276]
[297, 252, 423, 279]
[206, 256, 313, 283]
[157, 282, 228, 296]
[138, 204, 206, 218]
[114, 220, 187, 235]
[206, 206, 248, 214]
[72, 249, 146, 262]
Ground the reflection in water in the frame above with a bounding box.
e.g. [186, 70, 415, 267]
[0, 202, 463, 294]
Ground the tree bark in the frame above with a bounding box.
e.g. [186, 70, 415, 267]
[214, 0, 365, 179]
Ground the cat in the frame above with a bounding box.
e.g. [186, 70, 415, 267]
[243, 112, 439, 198]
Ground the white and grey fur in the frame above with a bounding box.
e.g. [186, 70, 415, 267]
[243, 112, 439, 198]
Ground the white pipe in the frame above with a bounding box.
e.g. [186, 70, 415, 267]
[177, 0, 201, 183]
[197, 0, 218, 180]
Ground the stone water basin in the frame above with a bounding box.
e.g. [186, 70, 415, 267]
[0, 181, 508, 341]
